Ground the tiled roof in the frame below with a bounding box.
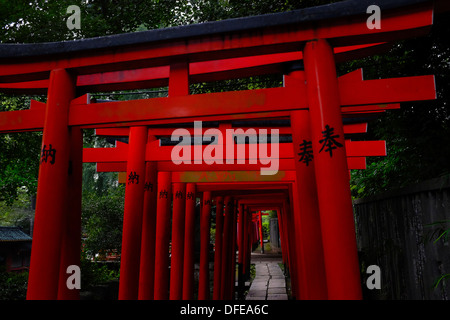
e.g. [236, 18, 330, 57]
[0, 227, 32, 242]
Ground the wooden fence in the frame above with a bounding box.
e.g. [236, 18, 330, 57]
[354, 176, 450, 300]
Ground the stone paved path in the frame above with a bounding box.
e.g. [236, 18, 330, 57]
[245, 253, 288, 300]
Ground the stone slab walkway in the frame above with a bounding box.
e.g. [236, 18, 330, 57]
[245, 253, 288, 300]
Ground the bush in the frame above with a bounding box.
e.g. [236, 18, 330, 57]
[0, 268, 28, 300]
[80, 253, 120, 291]
[82, 185, 124, 257]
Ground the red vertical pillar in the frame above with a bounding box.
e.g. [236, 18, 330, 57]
[154, 172, 172, 300]
[182, 183, 196, 300]
[237, 203, 244, 266]
[198, 191, 212, 300]
[237, 202, 246, 298]
[283, 204, 292, 267]
[287, 72, 328, 299]
[248, 210, 253, 270]
[304, 39, 362, 299]
[251, 221, 254, 248]
[170, 182, 186, 300]
[291, 182, 308, 298]
[27, 69, 75, 300]
[277, 209, 286, 264]
[259, 211, 264, 254]
[220, 196, 232, 300]
[230, 200, 238, 299]
[57, 127, 83, 300]
[287, 186, 303, 297]
[243, 206, 250, 279]
[165, 61, 188, 299]
[212, 196, 224, 300]
[283, 205, 293, 274]
[169, 60, 189, 96]
[255, 220, 259, 245]
[119, 126, 148, 300]
[276, 209, 288, 265]
[284, 195, 300, 299]
[138, 157, 158, 300]
[282, 207, 290, 272]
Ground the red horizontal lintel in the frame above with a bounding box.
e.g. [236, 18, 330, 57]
[0, 3, 432, 81]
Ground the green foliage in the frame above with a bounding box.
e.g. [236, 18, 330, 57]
[268, 210, 277, 219]
[183, 0, 344, 23]
[433, 274, 450, 290]
[0, 133, 40, 205]
[0, 0, 177, 43]
[0, 268, 28, 300]
[80, 252, 119, 290]
[0, 94, 42, 205]
[82, 163, 121, 197]
[190, 75, 282, 95]
[424, 220, 450, 290]
[424, 220, 450, 246]
[346, 12, 450, 199]
[262, 221, 269, 240]
[81, 184, 125, 256]
[249, 263, 256, 280]
[0, 188, 33, 234]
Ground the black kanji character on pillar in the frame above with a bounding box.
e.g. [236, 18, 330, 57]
[159, 189, 168, 199]
[175, 190, 184, 199]
[128, 171, 139, 184]
[186, 192, 195, 200]
[298, 140, 314, 166]
[41, 144, 56, 164]
[319, 125, 343, 157]
[144, 182, 153, 192]
[204, 199, 212, 206]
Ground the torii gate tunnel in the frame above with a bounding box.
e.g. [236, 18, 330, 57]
[0, 0, 442, 300]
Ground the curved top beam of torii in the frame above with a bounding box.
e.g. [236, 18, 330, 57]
[0, 0, 433, 59]
[0, 0, 437, 89]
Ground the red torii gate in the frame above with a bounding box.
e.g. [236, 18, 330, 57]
[83, 116, 387, 299]
[0, 0, 439, 300]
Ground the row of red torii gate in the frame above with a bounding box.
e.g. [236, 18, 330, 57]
[0, 0, 443, 299]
